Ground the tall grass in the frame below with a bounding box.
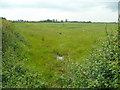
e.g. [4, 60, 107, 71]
[55, 25, 119, 88]
[2, 19, 119, 88]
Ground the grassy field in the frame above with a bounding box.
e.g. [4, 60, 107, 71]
[14, 22, 117, 84]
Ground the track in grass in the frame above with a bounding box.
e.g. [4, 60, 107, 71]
[14, 22, 117, 82]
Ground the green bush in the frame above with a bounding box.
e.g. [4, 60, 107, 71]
[55, 28, 119, 88]
[2, 19, 48, 88]
[86, 30, 119, 88]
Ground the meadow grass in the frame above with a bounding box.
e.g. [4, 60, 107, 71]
[14, 22, 117, 83]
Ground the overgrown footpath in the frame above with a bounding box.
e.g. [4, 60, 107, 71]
[2, 18, 120, 88]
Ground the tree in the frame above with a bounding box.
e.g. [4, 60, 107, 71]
[61, 20, 63, 22]
[65, 19, 68, 22]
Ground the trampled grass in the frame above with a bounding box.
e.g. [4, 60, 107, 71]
[14, 22, 117, 83]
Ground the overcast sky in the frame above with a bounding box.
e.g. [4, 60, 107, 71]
[0, 0, 119, 22]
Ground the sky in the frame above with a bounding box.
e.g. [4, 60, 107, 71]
[0, 0, 119, 22]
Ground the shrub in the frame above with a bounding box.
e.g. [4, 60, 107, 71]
[86, 30, 119, 88]
[55, 27, 119, 88]
[2, 19, 48, 88]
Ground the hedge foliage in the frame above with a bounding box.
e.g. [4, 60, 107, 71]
[2, 19, 48, 88]
[56, 25, 119, 88]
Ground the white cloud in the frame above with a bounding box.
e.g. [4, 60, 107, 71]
[0, 0, 118, 22]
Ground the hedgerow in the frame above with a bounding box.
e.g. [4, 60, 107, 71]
[56, 25, 119, 88]
[2, 19, 48, 88]
[86, 29, 119, 88]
